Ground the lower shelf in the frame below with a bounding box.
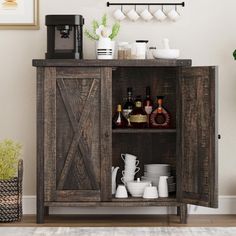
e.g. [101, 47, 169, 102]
[112, 196, 176, 202]
[45, 196, 178, 207]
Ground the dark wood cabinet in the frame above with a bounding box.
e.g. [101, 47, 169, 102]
[33, 59, 218, 224]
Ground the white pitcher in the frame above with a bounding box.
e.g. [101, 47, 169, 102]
[112, 166, 119, 195]
[158, 176, 168, 197]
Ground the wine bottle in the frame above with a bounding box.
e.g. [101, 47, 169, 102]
[129, 96, 148, 128]
[143, 86, 153, 127]
[150, 96, 171, 129]
[123, 87, 134, 126]
[112, 104, 128, 128]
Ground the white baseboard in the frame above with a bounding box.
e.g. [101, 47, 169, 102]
[23, 195, 236, 215]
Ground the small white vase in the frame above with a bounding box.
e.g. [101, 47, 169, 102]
[96, 38, 115, 59]
[158, 176, 169, 198]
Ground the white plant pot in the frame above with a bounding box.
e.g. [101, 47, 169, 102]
[96, 38, 115, 60]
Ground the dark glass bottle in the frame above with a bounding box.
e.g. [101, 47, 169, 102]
[123, 87, 134, 126]
[129, 96, 148, 128]
[112, 104, 128, 128]
[150, 96, 171, 129]
[143, 86, 153, 127]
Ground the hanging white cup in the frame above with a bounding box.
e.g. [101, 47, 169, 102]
[113, 8, 126, 21]
[154, 9, 167, 22]
[167, 9, 180, 21]
[140, 8, 153, 21]
[127, 8, 140, 21]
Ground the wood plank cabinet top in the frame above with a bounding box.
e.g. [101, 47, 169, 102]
[32, 59, 192, 67]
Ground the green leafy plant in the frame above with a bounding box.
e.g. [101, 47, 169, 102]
[0, 139, 22, 180]
[85, 14, 120, 41]
[233, 49, 236, 60]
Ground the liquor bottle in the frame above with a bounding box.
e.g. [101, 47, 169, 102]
[123, 87, 134, 126]
[150, 96, 171, 129]
[129, 96, 148, 128]
[143, 86, 153, 127]
[112, 104, 128, 128]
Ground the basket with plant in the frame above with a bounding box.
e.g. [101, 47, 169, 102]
[85, 14, 120, 59]
[0, 139, 23, 222]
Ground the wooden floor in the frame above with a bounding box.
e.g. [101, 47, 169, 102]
[1, 215, 236, 227]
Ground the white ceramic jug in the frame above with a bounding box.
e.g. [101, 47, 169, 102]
[112, 166, 119, 195]
[158, 176, 168, 197]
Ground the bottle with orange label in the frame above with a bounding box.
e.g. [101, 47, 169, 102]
[150, 96, 171, 129]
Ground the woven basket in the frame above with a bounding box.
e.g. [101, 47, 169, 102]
[0, 159, 23, 222]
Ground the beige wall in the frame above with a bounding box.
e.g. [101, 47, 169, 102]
[0, 0, 235, 195]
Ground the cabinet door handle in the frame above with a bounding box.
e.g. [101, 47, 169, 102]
[218, 134, 221, 139]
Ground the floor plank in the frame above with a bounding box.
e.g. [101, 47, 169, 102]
[1, 215, 236, 227]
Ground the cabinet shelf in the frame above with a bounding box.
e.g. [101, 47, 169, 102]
[112, 129, 176, 134]
[112, 196, 176, 202]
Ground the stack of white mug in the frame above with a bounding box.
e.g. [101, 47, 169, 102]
[121, 153, 140, 185]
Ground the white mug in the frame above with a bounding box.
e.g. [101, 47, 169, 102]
[154, 9, 167, 22]
[167, 9, 180, 21]
[121, 153, 137, 161]
[127, 9, 140, 21]
[124, 159, 139, 166]
[121, 176, 134, 184]
[140, 9, 153, 21]
[113, 8, 126, 21]
[122, 167, 140, 176]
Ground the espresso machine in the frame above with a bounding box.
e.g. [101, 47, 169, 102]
[45, 15, 84, 59]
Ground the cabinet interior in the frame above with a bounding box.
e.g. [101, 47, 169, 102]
[112, 67, 178, 198]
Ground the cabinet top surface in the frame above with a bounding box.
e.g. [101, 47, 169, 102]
[32, 59, 192, 67]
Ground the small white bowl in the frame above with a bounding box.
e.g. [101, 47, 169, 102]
[153, 49, 180, 59]
[127, 178, 151, 197]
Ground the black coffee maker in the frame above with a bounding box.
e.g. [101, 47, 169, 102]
[45, 15, 84, 59]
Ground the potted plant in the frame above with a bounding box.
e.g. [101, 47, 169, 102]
[0, 139, 23, 222]
[233, 49, 236, 60]
[85, 14, 120, 59]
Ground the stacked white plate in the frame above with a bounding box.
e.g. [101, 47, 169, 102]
[141, 164, 176, 192]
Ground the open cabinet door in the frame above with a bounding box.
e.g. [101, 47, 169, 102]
[177, 67, 218, 208]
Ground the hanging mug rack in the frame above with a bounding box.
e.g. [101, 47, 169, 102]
[107, 2, 185, 7]
[107, 2, 185, 22]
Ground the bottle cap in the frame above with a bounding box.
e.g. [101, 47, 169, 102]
[117, 104, 122, 112]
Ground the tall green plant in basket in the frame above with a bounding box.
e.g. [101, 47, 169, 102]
[0, 139, 23, 222]
[0, 139, 22, 180]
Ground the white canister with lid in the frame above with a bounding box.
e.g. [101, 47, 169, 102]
[131, 40, 149, 59]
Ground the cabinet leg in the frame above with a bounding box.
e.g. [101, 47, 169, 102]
[37, 202, 44, 224]
[179, 204, 188, 224]
[44, 206, 49, 216]
[177, 206, 180, 216]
